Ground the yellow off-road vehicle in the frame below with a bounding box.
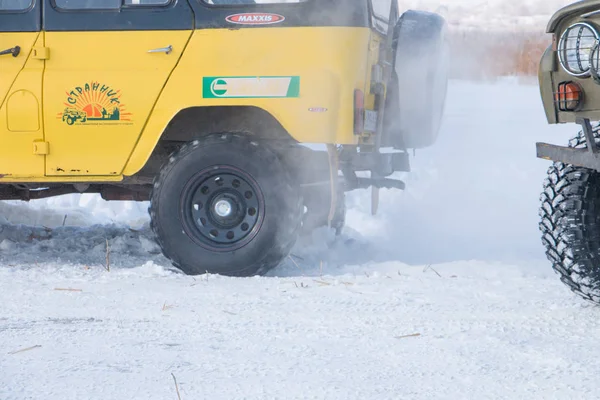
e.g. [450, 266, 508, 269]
[62, 108, 88, 125]
[0, 0, 448, 276]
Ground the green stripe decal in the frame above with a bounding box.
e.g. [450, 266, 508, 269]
[286, 77, 300, 98]
[203, 76, 300, 99]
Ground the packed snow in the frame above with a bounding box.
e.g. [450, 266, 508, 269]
[1, 1, 597, 397]
[3, 79, 599, 399]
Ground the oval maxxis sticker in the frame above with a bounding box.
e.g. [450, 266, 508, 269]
[225, 13, 285, 25]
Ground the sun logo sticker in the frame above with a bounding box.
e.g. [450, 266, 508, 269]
[57, 81, 133, 126]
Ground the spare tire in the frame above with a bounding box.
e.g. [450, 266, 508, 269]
[382, 10, 449, 150]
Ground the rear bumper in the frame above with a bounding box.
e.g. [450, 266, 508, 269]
[536, 118, 600, 171]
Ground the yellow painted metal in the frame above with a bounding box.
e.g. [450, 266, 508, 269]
[0, 175, 123, 183]
[0, 33, 45, 179]
[32, 46, 50, 60]
[365, 32, 382, 114]
[1, 26, 374, 182]
[8, 90, 40, 132]
[123, 27, 371, 176]
[32, 141, 49, 155]
[0, 32, 39, 108]
[43, 30, 192, 176]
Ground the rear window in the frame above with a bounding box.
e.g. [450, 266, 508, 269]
[54, 0, 170, 9]
[371, 0, 391, 19]
[54, 0, 119, 8]
[203, 0, 305, 4]
[370, 0, 394, 34]
[124, 0, 170, 4]
[0, 0, 32, 10]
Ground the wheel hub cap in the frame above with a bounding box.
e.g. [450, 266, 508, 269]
[214, 199, 233, 218]
[182, 170, 264, 249]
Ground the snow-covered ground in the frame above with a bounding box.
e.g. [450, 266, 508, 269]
[394, 0, 575, 31]
[3, 79, 598, 399]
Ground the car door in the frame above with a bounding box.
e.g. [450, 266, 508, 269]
[42, 0, 194, 176]
[0, 0, 45, 178]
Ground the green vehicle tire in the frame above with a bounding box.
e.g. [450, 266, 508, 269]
[540, 126, 600, 303]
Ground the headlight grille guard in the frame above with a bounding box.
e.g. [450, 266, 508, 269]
[558, 21, 600, 78]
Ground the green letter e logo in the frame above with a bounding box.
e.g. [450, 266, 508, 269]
[211, 79, 228, 97]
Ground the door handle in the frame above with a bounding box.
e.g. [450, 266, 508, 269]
[147, 45, 172, 55]
[0, 46, 21, 57]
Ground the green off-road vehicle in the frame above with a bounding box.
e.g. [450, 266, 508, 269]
[537, 0, 600, 302]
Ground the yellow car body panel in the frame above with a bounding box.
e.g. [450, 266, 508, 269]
[123, 27, 372, 176]
[0, 27, 374, 182]
[364, 32, 382, 113]
[0, 32, 39, 107]
[0, 32, 45, 179]
[43, 30, 193, 177]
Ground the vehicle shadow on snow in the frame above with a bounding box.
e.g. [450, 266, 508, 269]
[0, 218, 391, 278]
[269, 226, 402, 278]
[0, 193, 400, 277]
[0, 222, 173, 270]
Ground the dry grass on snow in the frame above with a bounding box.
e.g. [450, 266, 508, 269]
[448, 30, 551, 79]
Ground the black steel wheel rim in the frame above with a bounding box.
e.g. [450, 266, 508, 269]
[180, 166, 265, 251]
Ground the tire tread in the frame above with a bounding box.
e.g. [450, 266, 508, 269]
[149, 134, 303, 276]
[540, 126, 600, 303]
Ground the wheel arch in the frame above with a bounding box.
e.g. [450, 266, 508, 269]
[123, 105, 297, 177]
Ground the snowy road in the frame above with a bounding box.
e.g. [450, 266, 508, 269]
[2, 80, 600, 399]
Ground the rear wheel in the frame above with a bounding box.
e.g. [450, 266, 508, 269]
[302, 188, 346, 236]
[540, 127, 600, 303]
[150, 134, 303, 277]
[279, 145, 346, 236]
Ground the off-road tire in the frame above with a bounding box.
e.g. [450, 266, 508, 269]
[276, 145, 346, 236]
[540, 126, 600, 303]
[301, 189, 346, 236]
[383, 10, 449, 150]
[150, 134, 303, 277]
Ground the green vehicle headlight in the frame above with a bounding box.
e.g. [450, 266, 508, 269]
[558, 22, 599, 77]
